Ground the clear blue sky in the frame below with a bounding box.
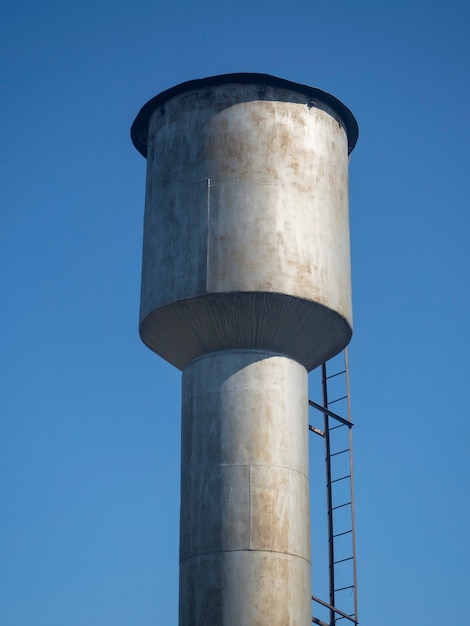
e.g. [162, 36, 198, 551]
[1, 1, 469, 624]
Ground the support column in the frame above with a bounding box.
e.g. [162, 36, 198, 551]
[179, 350, 311, 625]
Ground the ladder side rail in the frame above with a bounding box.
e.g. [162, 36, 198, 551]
[344, 348, 359, 624]
[308, 400, 354, 427]
[322, 362, 336, 626]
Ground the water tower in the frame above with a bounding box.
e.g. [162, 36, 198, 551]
[131, 73, 358, 625]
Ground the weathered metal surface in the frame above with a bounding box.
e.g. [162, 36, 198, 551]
[136, 76, 356, 371]
[180, 351, 311, 625]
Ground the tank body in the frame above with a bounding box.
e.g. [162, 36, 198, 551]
[131, 74, 358, 626]
[134, 77, 356, 371]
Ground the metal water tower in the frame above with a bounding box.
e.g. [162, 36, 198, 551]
[131, 73, 358, 626]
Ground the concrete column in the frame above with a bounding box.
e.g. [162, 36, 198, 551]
[179, 351, 311, 625]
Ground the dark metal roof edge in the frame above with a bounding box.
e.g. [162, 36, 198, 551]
[131, 73, 358, 158]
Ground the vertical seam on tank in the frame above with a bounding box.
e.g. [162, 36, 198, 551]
[249, 464, 252, 550]
[206, 177, 211, 290]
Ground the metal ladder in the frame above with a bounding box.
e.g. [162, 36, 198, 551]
[309, 349, 358, 626]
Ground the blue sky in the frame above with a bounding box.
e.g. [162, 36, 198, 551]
[1, 1, 469, 624]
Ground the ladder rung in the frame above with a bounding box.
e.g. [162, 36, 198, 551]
[326, 369, 346, 380]
[328, 395, 348, 405]
[333, 529, 352, 538]
[331, 474, 351, 483]
[334, 585, 355, 593]
[330, 423, 347, 431]
[332, 501, 352, 511]
[334, 556, 353, 565]
[331, 448, 350, 457]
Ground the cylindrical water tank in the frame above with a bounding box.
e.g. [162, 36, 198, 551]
[132, 74, 358, 626]
[132, 74, 358, 372]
